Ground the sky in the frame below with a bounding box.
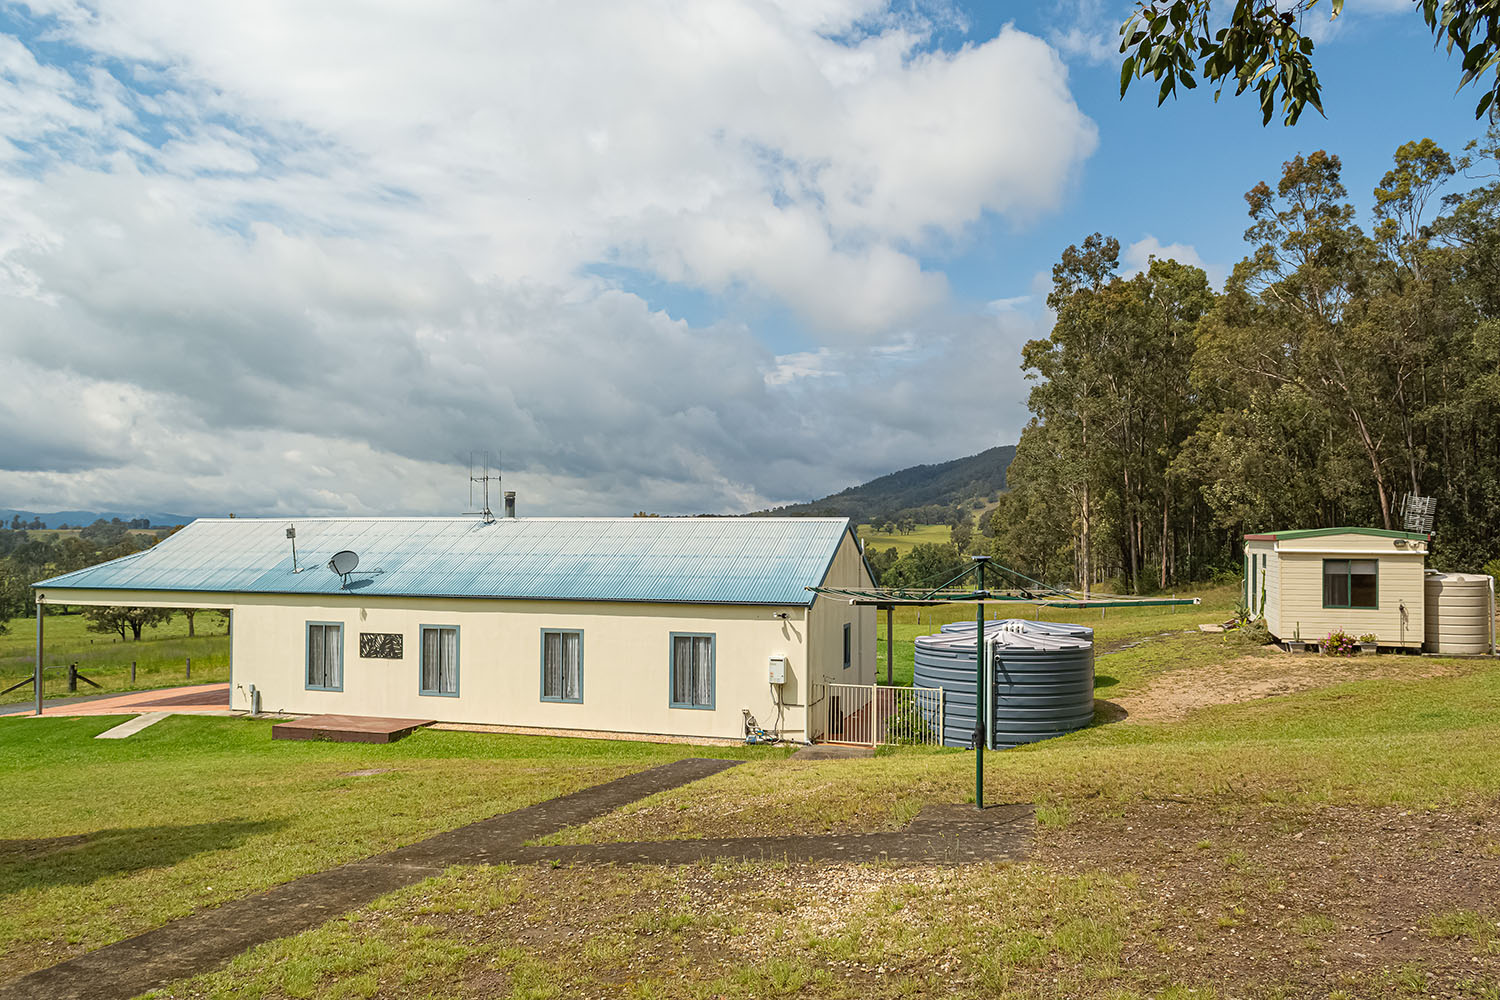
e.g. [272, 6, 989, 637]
[0, 0, 1489, 518]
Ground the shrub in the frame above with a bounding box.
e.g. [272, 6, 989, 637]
[1358, 633, 1377, 644]
[1322, 629, 1358, 657]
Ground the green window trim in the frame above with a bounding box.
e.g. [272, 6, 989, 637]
[1322, 559, 1379, 610]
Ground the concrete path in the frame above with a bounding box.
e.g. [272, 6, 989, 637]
[93, 711, 170, 739]
[0, 758, 741, 1000]
[0, 684, 230, 718]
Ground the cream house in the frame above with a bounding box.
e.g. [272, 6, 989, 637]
[1242, 527, 1428, 649]
[34, 515, 877, 742]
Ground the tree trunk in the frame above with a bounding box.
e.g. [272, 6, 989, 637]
[185, 609, 195, 638]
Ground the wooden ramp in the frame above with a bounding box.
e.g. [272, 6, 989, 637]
[271, 714, 434, 744]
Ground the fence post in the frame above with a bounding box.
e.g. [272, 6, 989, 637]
[869, 683, 878, 747]
[68, 663, 78, 693]
[131, 660, 136, 683]
[938, 687, 945, 748]
[186, 657, 191, 680]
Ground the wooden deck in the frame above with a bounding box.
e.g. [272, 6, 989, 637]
[270, 714, 435, 744]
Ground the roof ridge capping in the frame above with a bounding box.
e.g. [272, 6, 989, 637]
[1243, 526, 1428, 542]
[187, 515, 851, 523]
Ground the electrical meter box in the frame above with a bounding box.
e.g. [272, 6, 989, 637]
[767, 655, 788, 685]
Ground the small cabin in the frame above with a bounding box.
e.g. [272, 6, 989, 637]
[1243, 528, 1429, 649]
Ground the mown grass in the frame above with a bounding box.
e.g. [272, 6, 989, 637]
[0, 715, 782, 979]
[545, 649, 1500, 844]
[0, 612, 229, 705]
[874, 583, 1237, 686]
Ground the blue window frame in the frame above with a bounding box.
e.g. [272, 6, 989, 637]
[540, 628, 584, 703]
[419, 624, 460, 697]
[306, 621, 343, 691]
[842, 623, 852, 669]
[669, 632, 714, 710]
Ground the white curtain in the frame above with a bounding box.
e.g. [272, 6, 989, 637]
[423, 627, 457, 694]
[543, 631, 581, 700]
[309, 624, 341, 688]
[673, 635, 712, 706]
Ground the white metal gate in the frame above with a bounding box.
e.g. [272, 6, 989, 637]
[810, 682, 943, 747]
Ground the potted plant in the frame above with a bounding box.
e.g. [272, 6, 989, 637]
[1322, 628, 1358, 657]
[1356, 633, 1378, 654]
[1286, 621, 1307, 653]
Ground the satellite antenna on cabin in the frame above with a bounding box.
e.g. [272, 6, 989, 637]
[327, 549, 360, 588]
[1398, 493, 1438, 536]
[465, 450, 502, 524]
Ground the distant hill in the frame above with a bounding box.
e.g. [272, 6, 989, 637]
[759, 444, 1016, 523]
[0, 509, 197, 530]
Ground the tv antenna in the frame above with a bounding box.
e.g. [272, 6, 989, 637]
[1398, 493, 1437, 535]
[465, 450, 501, 523]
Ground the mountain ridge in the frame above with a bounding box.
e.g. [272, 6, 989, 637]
[756, 444, 1016, 523]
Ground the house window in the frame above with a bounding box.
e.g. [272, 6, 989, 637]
[842, 623, 852, 670]
[541, 629, 583, 703]
[306, 622, 343, 691]
[670, 633, 714, 710]
[420, 625, 459, 696]
[1323, 559, 1379, 609]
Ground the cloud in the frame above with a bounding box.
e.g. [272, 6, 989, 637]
[1122, 235, 1226, 289]
[0, 1, 1089, 515]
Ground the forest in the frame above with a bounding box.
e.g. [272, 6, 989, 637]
[990, 130, 1500, 594]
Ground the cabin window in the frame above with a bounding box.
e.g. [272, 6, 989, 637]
[540, 629, 583, 703]
[670, 633, 714, 709]
[306, 622, 343, 691]
[843, 623, 852, 669]
[419, 625, 460, 696]
[1323, 559, 1379, 609]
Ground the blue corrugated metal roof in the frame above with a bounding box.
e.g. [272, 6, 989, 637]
[34, 516, 853, 606]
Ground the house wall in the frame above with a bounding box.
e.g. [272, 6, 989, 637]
[1270, 540, 1427, 647]
[1244, 540, 1276, 632]
[36, 587, 810, 741]
[806, 531, 876, 685]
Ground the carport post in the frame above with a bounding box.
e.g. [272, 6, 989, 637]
[33, 597, 42, 716]
[885, 606, 893, 685]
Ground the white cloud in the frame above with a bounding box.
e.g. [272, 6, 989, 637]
[1122, 234, 1226, 289]
[0, 1, 1089, 515]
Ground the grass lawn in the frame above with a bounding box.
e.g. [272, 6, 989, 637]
[854, 522, 951, 557]
[142, 645, 1500, 999]
[0, 611, 230, 705]
[874, 582, 1237, 687]
[0, 716, 782, 981]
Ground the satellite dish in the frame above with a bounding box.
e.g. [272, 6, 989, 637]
[328, 550, 360, 578]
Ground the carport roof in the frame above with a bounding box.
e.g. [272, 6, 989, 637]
[34, 516, 855, 607]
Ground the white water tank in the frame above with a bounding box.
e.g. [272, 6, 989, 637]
[1423, 571, 1495, 654]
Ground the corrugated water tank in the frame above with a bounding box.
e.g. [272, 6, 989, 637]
[939, 618, 1094, 640]
[913, 621, 1095, 749]
[1423, 571, 1496, 654]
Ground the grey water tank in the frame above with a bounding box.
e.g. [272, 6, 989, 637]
[914, 623, 1095, 749]
[940, 619, 1094, 640]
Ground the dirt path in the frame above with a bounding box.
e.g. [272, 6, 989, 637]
[1111, 653, 1459, 724]
[0, 758, 741, 1000]
[0, 760, 1032, 1000]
